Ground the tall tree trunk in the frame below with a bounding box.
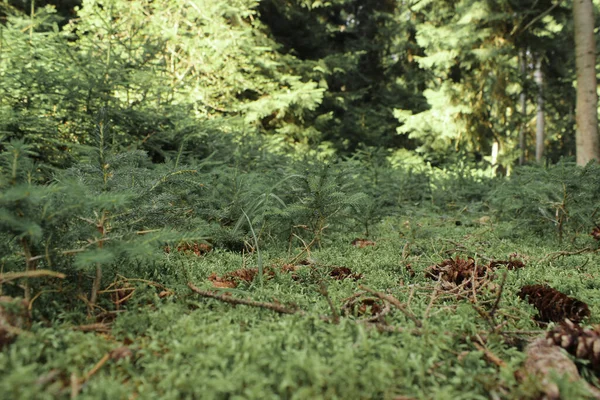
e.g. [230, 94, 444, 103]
[518, 48, 527, 165]
[491, 140, 499, 168]
[574, 0, 600, 165]
[534, 57, 545, 163]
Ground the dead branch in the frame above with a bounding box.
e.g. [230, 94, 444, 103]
[424, 281, 441, 320]
[473, 341, 507, 368]
[402, 242, 410, 260]
[318, 282, 340, 324]
[187, 282, 303, 315]
[359, 285, 422, 327]
[489, 271, 507, 321]
[0, 269, 66, 283]
[71, 323, 112, 333]
[541, 246, 599, 263]
[71, 345, 133, 398]
[288, 232, 316, 265]
[83, 353, 110, 382]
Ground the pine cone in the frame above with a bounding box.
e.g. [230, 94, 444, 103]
[547, 319, 600, 373]
[426, 256, 488, 286]
[518, 284, 590, 323]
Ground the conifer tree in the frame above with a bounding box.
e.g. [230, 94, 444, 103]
[1, 0, 325, 165]
[258, 0, 427, 152]
[396, 0, 576, 167]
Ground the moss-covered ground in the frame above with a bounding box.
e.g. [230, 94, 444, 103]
[2, 212, 600, 399]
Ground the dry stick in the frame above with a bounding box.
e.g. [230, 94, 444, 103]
[444, 279, 472, 296]
[70, 373, 79, 399]
[36, 369, 61, 387]
[471, 304, 495, 332]
[359, 285, 422, 327]
[440, 239, 494, 261]
[90, 265, 102, 308]
[470, 264, 479, 304]
[188, 282, 303, 315]
[541, 246, 598, 263]
[76, 294, 108, 314]
[29, 289, 61, 311]
[190, 283, 418, 333]
[471, 271, 509, 333]
[423, 280, 441, 321]
[0, 269, 66, 283]
[503, 330, 545, 335]
[288, 233, 315, 265]
[513, 1, 561, 36]
[286, 225, 308, 258]
[71, 352, 111, 398]
[188, 282, 532, 342]
[21, 238, 35, 302]
[114, 290, 135, 306]
[401, 242, 410, 260]
[472, 341, 507, 368]
[83, 353, 111, 382]
[489, 271, 508, 323]
[113, 276, 169, 289]
[341, 291, 367, 303]
[71, 323, 112, 333]
[406, 284, 415, 313]
[318, 282, 340, 324]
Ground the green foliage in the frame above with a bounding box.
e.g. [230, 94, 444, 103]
[4, 215, 600, 399]
[258, 0, 428, 152]
[3, 1, 600, 398]
[490, 161, 600, 241]
[0, 139, 69, 295]
[0, 127, 207, 303]
[396, 0, 575, 166]
[281, 161, 367, 246]
[0, 0, 324, 167]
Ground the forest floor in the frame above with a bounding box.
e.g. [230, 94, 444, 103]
[2, 211, 600, 399]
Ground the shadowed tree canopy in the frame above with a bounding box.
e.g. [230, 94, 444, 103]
[0, 0, 598, 167]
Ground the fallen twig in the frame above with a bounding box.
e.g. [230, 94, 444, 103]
[423, 281, 441, 320]
[71, 346, 133, 398]
[341, 292, 391, 323]
[71, 323, 112, 333]
[473, 341, 507, 368]
[84, 353, 111, 382]
[287, 229, 316, 265]
[471, 271, 509, 333]
[489, 271, 507, 321]
[360, 285, 422, 327]
[318, 282, 340, 324]
[541, 246, 600, 263]
[187, 282, 302, 315]
[0, 269, 66, 283]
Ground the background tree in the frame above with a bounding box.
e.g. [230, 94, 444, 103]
[1, 0, 599, 171]
[258, 0, 428, 153]
[0, 0, 325, 166]
[573, 0, 600, 165]
[534, 56, 545, 163]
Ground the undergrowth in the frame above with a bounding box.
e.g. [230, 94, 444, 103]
[2, 139, 600, 399]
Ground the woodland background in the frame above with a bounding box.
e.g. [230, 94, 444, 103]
[2, 1, 600, 399]
[2, 0, 598, 169]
